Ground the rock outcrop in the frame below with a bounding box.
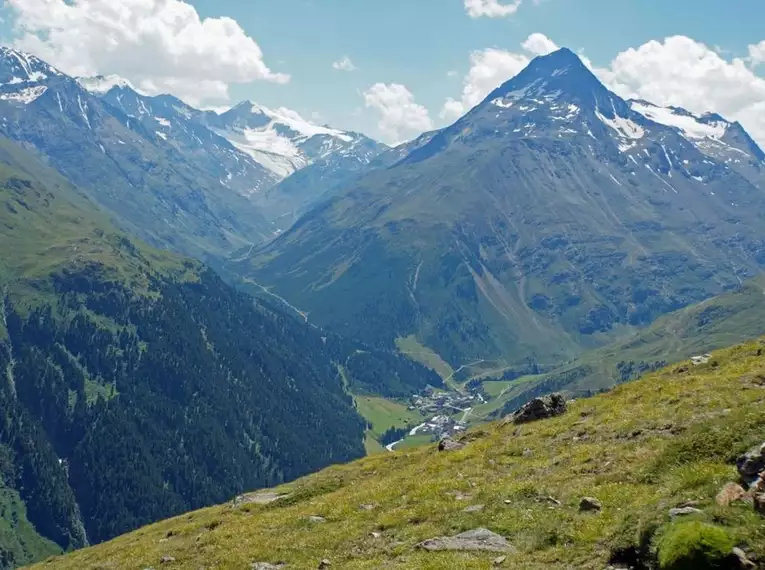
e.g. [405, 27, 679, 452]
[510, 393, 567, 425]
[418, 528, 515, 553]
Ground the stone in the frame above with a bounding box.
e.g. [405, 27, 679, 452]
[359, 504, 376, 511]
[579, 497, 602, 512]
[754, 493, 765, 516]
[318, 560, 331, 569]
[732, 547, 756, 570]
[308, 516, 326, 523]
[493, 555, 507, 566]
[669, 507, 703, 519]
[538, 495, 562, 507]
[370, 532, 382, 539]
[463, 504, 485, 513]
[510, 393, 567, 425]
[737, 443, 765, 485]
[233, 492, 290, 507]
[251, 564, 285, 570]
[716, 482, 748, 507]
[418, 528, 515, 553]
[522, 448, 534, 458]
[438, 437, 465, 452]
[160, 556, 176, 564]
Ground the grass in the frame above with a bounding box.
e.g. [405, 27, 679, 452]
[396, 335, 455, 384]
[0, 484, 62, 568]
[354, 396, 422, 439]
[33, 337, 765, 570]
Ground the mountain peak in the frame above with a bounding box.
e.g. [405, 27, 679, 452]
[77, 74, 137, 95]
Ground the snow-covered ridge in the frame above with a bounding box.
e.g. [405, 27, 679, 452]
[77, 75, 139, 96]
[630, 100, 729, 140]
[213, 101, 367, 178]
[0, 46, 62, 85]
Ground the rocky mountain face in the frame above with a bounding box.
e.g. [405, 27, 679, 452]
[0, 46, 387, 265]
[241, 48, 765, 367]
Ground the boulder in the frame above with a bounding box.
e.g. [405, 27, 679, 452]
[318, 560, 331, 569]
[463, 504, 485, 513]
[732, 547, 756, 570]
[511, 393, 567, 425]
[669, 507, 703, 519]
[418, 528, 515, 553]
[308, 516, 326, 524]
[438, 437, 465, 452]
[716, 482, 748, 507]
[233, 492, 290, 507]
[737, 443, 765, 485]
[754, 493, 765, 516]
[493, 555, 507, 566]
[251, 564, 285, 570]
[579, 497, 602, 512]
[159, 556, 176, 565]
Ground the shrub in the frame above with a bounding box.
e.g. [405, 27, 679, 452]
[657, 521, 734, 570]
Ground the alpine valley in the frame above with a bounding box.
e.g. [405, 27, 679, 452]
[0, 59, 434, 567]
[2, 39, 765, 570]
[241, 48, 765, 370]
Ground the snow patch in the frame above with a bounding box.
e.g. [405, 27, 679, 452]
[492, 98, 514, 109]
[631, 101, 728, 140]
[77, 75, 137, 95]
[596, 110, 645, 142]
[0, 85, 47, 104]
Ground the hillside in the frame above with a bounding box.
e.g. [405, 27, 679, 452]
[0, 135, 439, 569]
[476, 273, 765, 421]
[240, 48, 765, 369]
[32, 337, 765, 569]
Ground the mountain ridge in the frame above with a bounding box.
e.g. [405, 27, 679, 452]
[241, 47, 765, 368]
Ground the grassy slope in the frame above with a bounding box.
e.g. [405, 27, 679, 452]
[471, 275, 765, 421]
[0, 486, 60, 567]
[0, 135, 192, 305]
[33, 338, 765, 570]
[355, 397, 422, 440]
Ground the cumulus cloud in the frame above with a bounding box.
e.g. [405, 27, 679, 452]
[6, 0, 289, 106]
[441, 34, 557, 120]
[363, 83, 433, 144]
[332, 56, 357, 72]
[603, 36, 765, 146]
[748, 41, 765, 66]
[464, 0, 522, 18]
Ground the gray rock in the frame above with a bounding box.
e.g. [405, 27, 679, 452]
[732, 547, 756, 569]
[579, 497, 602, 512]
[159, 556, 176, 564]
[418, 528, 515, 553]
[318, 560, 331, 569]
[493, 555, 507, 566]
[669, 507, 703, 519]
[754, 493, 765, 516]
[308, 516, 326, 523]
[359, 504, 376, 511]
[438, 437, 465, 452]
[251, 564, 285, 570]
[463, 504, 485, 513]
[737, 443, 765, 485]
[511, 393, 567, 425]
[233, 492, 290, 507]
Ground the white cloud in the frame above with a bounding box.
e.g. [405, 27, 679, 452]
[464, 0, 522, 18]
[363, 83, 433, 144]
[603, 36, 765, 147]
[332, 56, 357, 72]
[748, 41, 765, 66]
[441, 33, 765, 147]
[521, 33, 559, 57]
[6, 0, 289, 106]
[440, 34, 557, 120]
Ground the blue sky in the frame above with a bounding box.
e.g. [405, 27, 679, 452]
[3, 0, 765, 144]
[186, 0, 765, 137]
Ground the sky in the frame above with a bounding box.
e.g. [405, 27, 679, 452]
[2, 0, 765, 146]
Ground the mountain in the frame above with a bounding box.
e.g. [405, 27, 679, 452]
[93, 83, 281, 200]
[0, 134, 440, 568]
[200, 101, 388, 228]
[239, 47, 765, 368]
[35, 335, 765, 569]
[0, 46, 275, 263]
[75, 72, 388, 231]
